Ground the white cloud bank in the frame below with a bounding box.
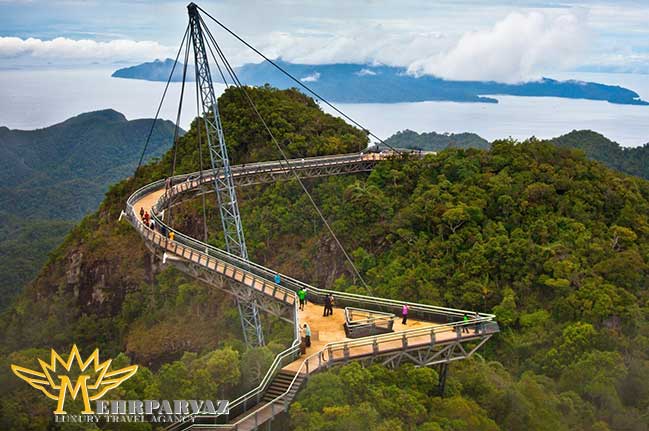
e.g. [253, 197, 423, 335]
[257, 10, 589, 83]
[408, 11, 589, 83]
[0, 10, 590, 83]
[0, 36, 173, 64]
[257, 27, 447, 70]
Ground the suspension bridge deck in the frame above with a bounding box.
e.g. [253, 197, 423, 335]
[124, 152, 498, 430]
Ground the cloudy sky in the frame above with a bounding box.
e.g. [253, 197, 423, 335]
[1, 0, 648, 82]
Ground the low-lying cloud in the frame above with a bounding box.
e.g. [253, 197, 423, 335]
[257, 27, 447, 70]
[300, 72, 320, 82]
[0, 36, 173, 64]
[408, 11, 589, 83]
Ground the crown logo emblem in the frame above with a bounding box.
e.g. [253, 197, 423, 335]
[11, 344, 138, 414]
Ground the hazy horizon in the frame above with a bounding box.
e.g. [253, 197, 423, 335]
[0, 67, 647, 147]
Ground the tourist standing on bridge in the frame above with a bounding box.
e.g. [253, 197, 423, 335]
[274, 273, 281, 285]
[303, 323, 311, 347]
[139, 207, 145, 219]
[402, 304, 410, 325]
[462, 314, 470, 333]
[143, 211, 150, 227]
[323, 293, 334, 316]
[150, 219, 156, 231]
[298, 288, 306, 311]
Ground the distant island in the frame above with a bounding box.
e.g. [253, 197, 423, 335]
[112, 58, 195, 82]
[113, 59, 649, 106]
[383, 129, 490, 151]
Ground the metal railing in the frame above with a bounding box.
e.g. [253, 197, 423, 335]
[124, 152, 497, 429]
[344, 307, 395, 338]
[180, 319, 500, 430]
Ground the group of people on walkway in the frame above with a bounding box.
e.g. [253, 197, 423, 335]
[323, 293, 334, 317]
[139, 207, 151, 228]
[462, 313, 482, 334]
[139, 206, 173, 240]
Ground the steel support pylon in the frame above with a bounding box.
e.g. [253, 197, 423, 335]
[188, 2, 264, 347]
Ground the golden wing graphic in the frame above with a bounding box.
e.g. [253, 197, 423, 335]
[89, 364, 138, 401]
[11, 364, 59, 400]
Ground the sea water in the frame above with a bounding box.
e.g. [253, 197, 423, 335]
[0, 67, 647, 146]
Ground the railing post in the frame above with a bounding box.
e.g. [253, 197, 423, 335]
[372, 338, 379, 356]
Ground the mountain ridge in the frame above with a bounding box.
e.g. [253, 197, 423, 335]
[0, 109, 178, 309]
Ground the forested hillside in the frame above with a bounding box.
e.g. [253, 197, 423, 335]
[552, 130, 649, 180]
[1, 86, 648, 430]
[0, 110, 176, 309]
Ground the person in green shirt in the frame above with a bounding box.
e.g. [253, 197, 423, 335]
[298, 288, 306, 311]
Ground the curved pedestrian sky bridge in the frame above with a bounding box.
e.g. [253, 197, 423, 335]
[124, 151, 499, 430]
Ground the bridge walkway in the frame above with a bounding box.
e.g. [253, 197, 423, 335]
[124, 152, 498, 431]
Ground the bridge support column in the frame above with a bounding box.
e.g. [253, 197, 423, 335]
[438, 362, 449, 398]
[238, 297, 265, 347]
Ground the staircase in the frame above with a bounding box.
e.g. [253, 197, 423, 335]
[222, 370, 306, 431]
[262, 370, 305, 403]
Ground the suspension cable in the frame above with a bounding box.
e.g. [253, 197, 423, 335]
[167, 31, 192, 227]
[193, 40, 210, 243]
[196, 5, 401, 154]
[135, 24, 190, 173]
[200, 18, 373, 294]
[204, 33, 230, 88]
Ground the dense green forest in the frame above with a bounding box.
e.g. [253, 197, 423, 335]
[383, 129, 490, 151]
[0, 109, 176, 309]
[1, 86, 648, 430]
[552, 130, 649, 180]
[276, 141, 649, 430]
